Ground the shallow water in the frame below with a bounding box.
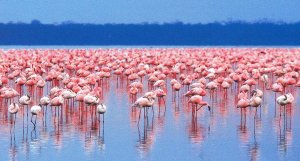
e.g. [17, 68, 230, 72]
[0, 75, 300, 161]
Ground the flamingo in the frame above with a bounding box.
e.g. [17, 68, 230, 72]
[84, 94, 100, 106]
[97, 103, 107, 123]
[40, 96, 51, 106]
[240, 84, 250, 93]
[129, 86, 139, 101]
[62, 89, 76, 103]
[237, 98, 250, 108]
[19, 95, 31, 105]
[185, 87, 206, 97]
[188, 95, 211, 113]
[50, 95, 64, 115]
[1, 48, 300, 145]
[19, 94, 31, 118]
[0, 88, 19, 103]
[172, 82, 181, 101]
[8, 103, 20, 126]
[250, 91, 263, 107]
[37, 79, 46, 88]
[153, 80, 165, 89]
[155, 88, 167, 106]
[30, 104, 42, 127]
[260, 74, 268, 87]
[276, 93, 294, 106]
[132, 96, 155, 108]
[132, 95, 155, 123]
[190, 82, 204, 89]
[40, 96, 51, 115]
[249, 90, 263, 118]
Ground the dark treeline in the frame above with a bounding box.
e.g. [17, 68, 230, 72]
[0, 21, 299, 45]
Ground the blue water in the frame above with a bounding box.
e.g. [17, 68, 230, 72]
[0, 46, 300, 161]
[0, 76, 300, 161]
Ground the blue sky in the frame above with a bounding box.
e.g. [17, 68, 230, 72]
[1, 0, 300, 24]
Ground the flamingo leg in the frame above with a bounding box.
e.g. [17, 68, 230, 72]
[138, 108, 141, 125]
[103, 114, 104, 124]
[14, 114, 16, 128]
[35, 115, 37, 126]
[31, 115, 37, 128]
[151, 106, 154, 116]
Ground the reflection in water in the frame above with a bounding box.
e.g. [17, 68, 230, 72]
[248, 133, 260, 161]
[247, 110, 260, 161]
[135, 106, 156, 157]
[97, 113, 105, 151]
[0, 52, 300, 161]
[9, 125, 17, 161]
[238, 108, 250, 144]
[83, 108, 106, 153]
[0, 84, 296, 161]
[277, 105, 293, 155]
[30, 128, 37, 140]
[9, 140, 17, 161]
[0, 85, 108, 160]
[188, 113, 206, 144]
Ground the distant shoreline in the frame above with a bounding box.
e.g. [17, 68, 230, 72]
[1, 22, 299, 45]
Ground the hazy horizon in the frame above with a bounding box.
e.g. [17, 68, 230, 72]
[1, 0, 300, 24]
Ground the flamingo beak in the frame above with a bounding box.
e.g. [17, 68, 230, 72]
[208, 105, 211, 111]
[284, 94, 287, 100]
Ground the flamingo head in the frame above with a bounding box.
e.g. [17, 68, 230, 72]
[144, 95, 154, 102]
[284, 94, 287, 100]
[251, 90, 257, 96]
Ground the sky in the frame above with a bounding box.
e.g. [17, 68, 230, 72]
[0, 0, 300, 24]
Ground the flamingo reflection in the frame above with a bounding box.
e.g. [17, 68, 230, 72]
[0, 48, 299, 160]
[276, 103, 293, 155]
[188, 113, 206, 144]
[137, 110, 155, 156]
[247, 108, 261, 161]
[238, 109, 250, 144]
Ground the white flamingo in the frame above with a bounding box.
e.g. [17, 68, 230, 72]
[19, 94, 31, 118]
[8, 103, 20, 126]
[30, 104, 42, 128]
[132, 95, 155, 124]
[97, 103, 107, 123]
[84, 94, 100, 106]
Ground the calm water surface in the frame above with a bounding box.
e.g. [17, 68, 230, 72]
[1, 46, 300, 161]
[0, 76, 300, 161]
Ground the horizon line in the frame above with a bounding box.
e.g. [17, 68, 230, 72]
[2, 19, 300, 25]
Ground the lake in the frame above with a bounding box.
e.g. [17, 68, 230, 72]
[0, 47, 300, 161]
